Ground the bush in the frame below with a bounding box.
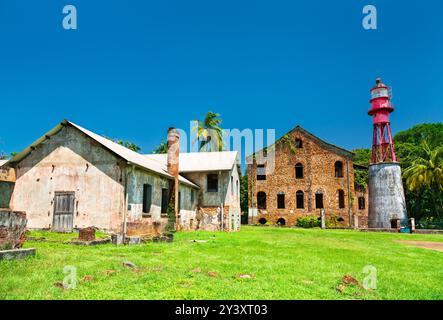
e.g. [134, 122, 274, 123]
[296, 215, 321, 228]
[417, 217, 443, 229]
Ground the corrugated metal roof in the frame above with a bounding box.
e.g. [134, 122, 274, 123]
[144, 151, 238, 172]
[8, 120, 199, 188]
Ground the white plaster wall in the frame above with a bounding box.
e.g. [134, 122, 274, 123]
[10, 126, 125, 231]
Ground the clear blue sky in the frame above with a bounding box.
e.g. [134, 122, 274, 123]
[0, 1, 442, 160]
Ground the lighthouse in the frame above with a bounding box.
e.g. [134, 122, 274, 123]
[367, 78, 407, 228]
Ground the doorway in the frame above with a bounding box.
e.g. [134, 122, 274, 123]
[52, 192, 75, 232]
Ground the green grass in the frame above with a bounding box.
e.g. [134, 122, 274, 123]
[1, 226, 442, 300]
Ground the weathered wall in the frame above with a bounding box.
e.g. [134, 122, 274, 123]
[126, 167, 198, 234]
[248, 129, 368, 226]
[225, 166, 241, 231]
[182, 168, 241, 231]
[10, 126, 125, 231]
[0, 165, 15, 182]
[177, 184, 198, 230]
[368, 163, 407, 228]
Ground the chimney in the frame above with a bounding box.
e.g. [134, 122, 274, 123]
[167, 127, 180, 229]
[167, 128, 180, 176]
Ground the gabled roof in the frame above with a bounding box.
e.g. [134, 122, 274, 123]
[8, 120, 199, 188]
[0, 160, 8, 167]
[290, 126, 354, 158]
[247, 125, 354, 161]
[144, 151, 238, 173]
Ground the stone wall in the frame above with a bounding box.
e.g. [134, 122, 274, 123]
[0, 210, 27, 250]
[248, 127, 369, 227]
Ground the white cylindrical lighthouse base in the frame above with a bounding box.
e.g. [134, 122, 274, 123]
[368, 162, 407, 228]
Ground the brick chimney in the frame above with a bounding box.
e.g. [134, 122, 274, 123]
[167, 128, 180, 227]
[167, 128, 180, 177]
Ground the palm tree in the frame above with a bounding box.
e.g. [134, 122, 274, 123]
[403, 141, 443, 217]
[152, 140, 168, 154]
[193, 111, 224, 151]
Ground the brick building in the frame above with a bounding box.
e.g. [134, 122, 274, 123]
[247, 126, 368, 227]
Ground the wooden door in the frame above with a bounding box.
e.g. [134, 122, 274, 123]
[52, 192, 75, 232]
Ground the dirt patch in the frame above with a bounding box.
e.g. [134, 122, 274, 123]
[396, 240, 443, 252]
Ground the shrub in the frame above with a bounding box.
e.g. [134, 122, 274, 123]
[417, 217, 443, 229]
[296, 215, 321, 228]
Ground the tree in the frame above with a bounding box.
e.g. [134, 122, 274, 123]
[193, 111, 224, 152]
[240, 171, 249, 214]
[403, 141, 443, 218]
[352, 148, 371, 190]
[0, 153, 7, 160]
[116, 140, 141, 153]
[152, 140, 168, 154]
[103, 135, 141, 153]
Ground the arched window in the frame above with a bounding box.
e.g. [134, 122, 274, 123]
[334, 161, 344, 178]
[295, 163, 304, 179]
[358, 197, 365, 210]
[258, 218, 267, 225]
[277, 218, 286, 226]
[296, 190, 304, 209]
[295, 138, 303, 148]
[277, 192, 285, 209]
[315, 191, 324, 209]
[338, 189, 345, 209]
[257, 191, 267, 209]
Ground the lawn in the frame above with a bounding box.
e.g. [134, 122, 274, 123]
[0, 226, 442, 300]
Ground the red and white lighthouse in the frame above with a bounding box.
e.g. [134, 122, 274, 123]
[367, 77, 407, 229]
[368, 78, 397, 163]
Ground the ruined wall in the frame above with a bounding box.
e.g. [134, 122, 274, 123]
[10, 126, 125, 231]
[182, 168, 241, 231]
[248, 129, 367, 226]
[178, 184, 198, 230]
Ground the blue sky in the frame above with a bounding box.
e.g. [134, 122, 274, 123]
[0, 1, 442, 161]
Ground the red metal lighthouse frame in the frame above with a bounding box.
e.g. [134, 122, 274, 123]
[368, 78, 397, 163]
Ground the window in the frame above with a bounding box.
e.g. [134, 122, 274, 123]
[161, 188, 169, 214]
[258, 218, 267, 225]
[236, 180, 239, 197]
[257, 191, 267, 209]
[142, 184, 152, 214]
[277, 218, 286, 226]
[335, 161, 344, 178]
[257, 165, 266, 180]
[315, 192, 324, 209]
[191, 189, 195, 203]
[296, 190, 304, 209]
[207, 174, 218, 192]
[231, 176, 234, 195]
[295, 163, 304, 179]
[277, 192, 285, 209]
[338, 189, 345, 209]
[295, 138, 303, 148]
[358, 197, 365, 210]
[178, 191, 181, 212]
